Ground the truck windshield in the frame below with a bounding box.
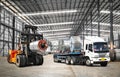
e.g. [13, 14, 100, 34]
[94, 42, 109, 53]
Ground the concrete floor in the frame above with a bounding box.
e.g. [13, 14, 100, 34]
[0, 55, 120, 77]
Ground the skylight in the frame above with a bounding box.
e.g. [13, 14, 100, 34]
[35, 22, 74, 26]
[22, 9, 77, 16]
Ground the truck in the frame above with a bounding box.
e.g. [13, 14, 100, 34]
[7, 25, 48, 67]
[53, 36, 110, 66]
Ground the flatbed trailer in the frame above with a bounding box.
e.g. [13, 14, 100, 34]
[53, 52, 86, 65]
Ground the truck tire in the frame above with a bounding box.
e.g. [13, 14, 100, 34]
[82, 57, 86, 65]
[16, 55, 26, 67]
[54, 58, 57, 62]
[58, 60, 61, 63]
[100, 62, 107, 66]
[66, 56, 71, 65]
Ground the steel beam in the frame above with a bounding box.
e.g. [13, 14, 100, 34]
[90, 11, 93, 36]
[118, 33, 120, 48]
[83, 22, 85, 47]
[12, 16, 15, 50]
[97, 0, 100, 37]
[85, 18, 88, 36]
[109, 0, 114, 49]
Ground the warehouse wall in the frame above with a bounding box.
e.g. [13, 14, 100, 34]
[0, 6, 24, 56]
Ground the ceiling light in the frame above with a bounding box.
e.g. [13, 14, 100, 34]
[46, 35, 69, 39]
[44, 32, 71, 37]
[100, 10, 110, 14]
[35, 22, 74, 26]
[22, 9, 77, 16]
[92, 22, 120, 27]
[87, 29, 110, 32]
[100, 10, 120, 15]
[37, 28, 72, 32]
[87, 28, 116, 33]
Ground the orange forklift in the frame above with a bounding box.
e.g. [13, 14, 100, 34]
[7, 25, 47, 67]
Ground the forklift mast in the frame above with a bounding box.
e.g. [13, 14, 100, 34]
[20, 25, 44, 55]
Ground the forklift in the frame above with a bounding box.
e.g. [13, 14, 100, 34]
[7, 25, 48, 67]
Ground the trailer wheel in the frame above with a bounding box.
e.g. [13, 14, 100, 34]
[53, 54, 58, 62]
[54, 58, 57, 62]
[66, 56, 71, 65]
[100, 62, 107, 66]
[16, 55, 26, 67]
[71, 57, 76, 65]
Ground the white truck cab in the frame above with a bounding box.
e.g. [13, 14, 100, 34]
[84, 36, 110, 66]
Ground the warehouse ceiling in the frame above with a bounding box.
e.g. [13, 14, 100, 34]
[1, 0, 120, 41]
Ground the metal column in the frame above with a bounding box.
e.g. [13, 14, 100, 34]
[109, 0, 114, 49]
[97, 0, 100, 37]
[12, 16, 15, 50]
[86, 18, 88, 36]
[83, 22, 85, 47]
[90, 11, 93, 36]
[0, 6, 2, 35]
[118, 33, 120, 48]
[2, 8, 5, 56]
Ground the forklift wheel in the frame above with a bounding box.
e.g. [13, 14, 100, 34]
[7, 55, 12, 64]
[16, 55, 26, 67]
[34, 54, 43, 65]
[38, 54, 43, 65]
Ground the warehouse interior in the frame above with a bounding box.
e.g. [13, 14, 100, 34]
[0, 0, 120, 55]
[0, 0, 120, 77]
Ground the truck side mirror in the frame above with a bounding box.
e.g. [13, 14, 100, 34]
[89, 48, 92, 52]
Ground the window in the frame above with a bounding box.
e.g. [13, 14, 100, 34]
[88, 44, 93, 52]
[86, 44, 88, 50]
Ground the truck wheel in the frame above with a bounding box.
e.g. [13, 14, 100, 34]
[82, 57, 86, 65]
[86, 58, 91, 66]
[58, 60, 61, 63]
[54, 58, 57, 62]
[16, 55, 26, 67]
[100, 62, 107, 66]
